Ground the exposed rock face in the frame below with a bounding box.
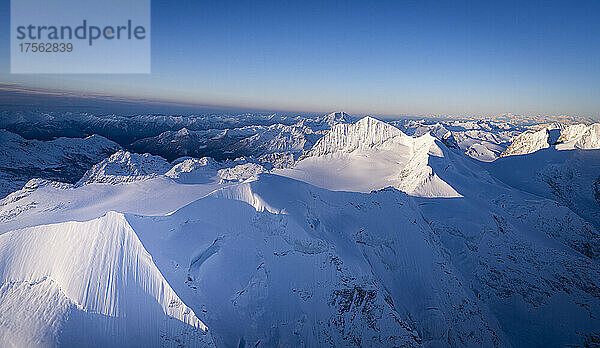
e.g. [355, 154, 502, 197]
[501, 128, 553, 157]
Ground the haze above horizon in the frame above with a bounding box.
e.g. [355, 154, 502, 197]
[0, 0, 599, 119]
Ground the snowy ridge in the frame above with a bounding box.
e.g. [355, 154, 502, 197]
[0, 212, 213, 347]
[130, 123, 309, 162]
[466, 143, 498, 162]
[411, 123, 459, 149]
[575, 123, 600, 149]
[167, 157, 220, 177]
[557, 124, 590, 145]
[397, 133, 462, 197]
[502, 123, 600, 155]
[210, 180, 282, 214]
[128, 112, 351, 161]
[78, 150, 172, 185]
[2, 111, 600, 346]
[395, 119, 518, 162]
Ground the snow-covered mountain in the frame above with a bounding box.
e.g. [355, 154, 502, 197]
[0, 171, 506, 347]
[395, 119, 520, 162]
[284, 117, 461, 197]
[500, 128, 558, 157]
[77, 150, 172, 185]
[303, 116, 410, 157]
[0, 111, 301, 144]
[0, 129, 120, 198]
[165, 157, 222, 184]
[1, 111, 350, 162]
[487, 146, 600, 233]
[499, 122, 600, 157]
[1, 112, 600, 347]
[0, 212, 214, 347]
[129, 112, 354, 161]
[556, 123, 600, 150]
[130, 123, 311, 161]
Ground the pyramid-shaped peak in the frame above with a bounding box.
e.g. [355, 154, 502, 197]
[356, 115, 387, 124]
[353, 116, 404, 133]
[304, 116, 407, 157]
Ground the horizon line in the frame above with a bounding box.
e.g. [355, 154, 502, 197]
[0, 83, 596, 123]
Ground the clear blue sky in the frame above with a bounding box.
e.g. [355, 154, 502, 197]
[1, 0, 599, 118]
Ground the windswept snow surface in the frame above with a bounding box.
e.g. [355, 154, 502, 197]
[0, 212, 214, 347]
[125, 174, 508, 347]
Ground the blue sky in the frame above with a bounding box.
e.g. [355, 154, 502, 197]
[1, 0, 599, 118]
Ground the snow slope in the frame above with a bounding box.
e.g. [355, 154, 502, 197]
[126, 174, 506, 347]
[5, 164, 598, 346]
[406, 143, 600, 346]
[486, 146, 600, 233]
[0, 212, 214, 347]
[0, 176, 228, 234]
[0, 171, 508, 347]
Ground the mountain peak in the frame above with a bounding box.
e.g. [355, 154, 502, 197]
[304, 116, 406, 157]
[325, 111, 349, 119]
[319, 111, 354, 126]
[176, 127, 190, 137]
[77, 150, 171, 185]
